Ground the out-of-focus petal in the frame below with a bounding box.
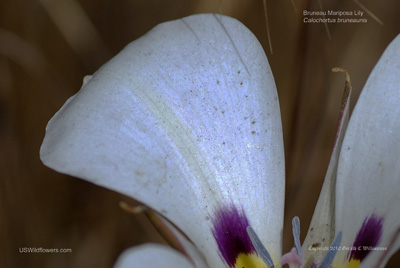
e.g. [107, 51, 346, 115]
[40, 14, 285, 267]
[113, 244, 196, 268]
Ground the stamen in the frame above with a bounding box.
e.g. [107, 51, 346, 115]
[281, 217, 303, 268]
[292, 216, 303, 261]
[246, 226, 274, 268]
[318, 231, 343, 268]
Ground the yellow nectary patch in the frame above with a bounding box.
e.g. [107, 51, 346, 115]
[333, 259, 360, 268]
[234, 253, 269, 268]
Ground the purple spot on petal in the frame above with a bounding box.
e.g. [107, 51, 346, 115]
[211, 204, 255, 267]
[311, 262, 317, 268]
[348, 213, 383, 261]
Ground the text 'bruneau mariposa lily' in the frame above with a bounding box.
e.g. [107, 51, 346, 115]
[40, 14, 400, 268]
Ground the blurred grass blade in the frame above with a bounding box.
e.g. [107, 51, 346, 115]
[39, 0, 109, 67]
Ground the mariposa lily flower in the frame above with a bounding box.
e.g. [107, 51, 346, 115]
[40, 14, 400, 268]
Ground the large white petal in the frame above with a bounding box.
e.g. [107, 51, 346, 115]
[334, 34, 400, 267]
[40, 14, 284, 267]
[114, 244, 195, 268]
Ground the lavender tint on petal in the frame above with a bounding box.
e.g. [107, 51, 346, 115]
[348, 213, 384, 261]
[211, 204, 255, 267]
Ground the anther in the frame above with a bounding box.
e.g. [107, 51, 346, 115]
[247, 226, 274, 268]
[281, 216, 303, 268]
[318, 231, 343, 268]
[292, 216, 303, 261]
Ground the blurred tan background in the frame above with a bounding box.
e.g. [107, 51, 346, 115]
[1, 0, 399, 267]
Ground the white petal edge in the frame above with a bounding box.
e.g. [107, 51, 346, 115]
[40, 14, 285, 266]
[114, 244, 196, 268]
[335, 34, 400, 267]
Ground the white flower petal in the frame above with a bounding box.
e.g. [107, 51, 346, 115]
[40, 14, 285, 266]
[114, 244, 195, 268]
[302, 69, 352, 266]
[150, 212, 209, 268]
[335, 34, 400, 266]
